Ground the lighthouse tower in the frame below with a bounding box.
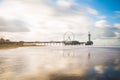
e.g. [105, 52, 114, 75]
[88, 32, 91, 41]
[85, 32, 93, 45]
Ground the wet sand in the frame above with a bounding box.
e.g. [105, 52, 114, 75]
[0, 45, 44, 50]
[0, 46, 120, 80]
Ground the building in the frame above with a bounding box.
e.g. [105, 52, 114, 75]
[63, 32, 93, 45]
[0, 38, 5, 43]
[64, 41, 81, 45]
[85, 32, 93, 45]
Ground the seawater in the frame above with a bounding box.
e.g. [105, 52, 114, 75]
[0, 46, 120, 80]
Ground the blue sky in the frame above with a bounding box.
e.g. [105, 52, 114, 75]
[0, 0, 120, 45]
[76, 0, 120, 23]
[76, 0, 120, 12]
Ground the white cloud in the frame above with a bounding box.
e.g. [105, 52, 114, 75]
[56, 0, 73, 8]
[114, 23, 120, 29]
[0, 0, 118, 46]
[87, 7, 106, 19]
[87, 7, 98, 15]
[95, 20, 110, 28]
[97, 15, 106, 19]
[0, 18, 29, 32]
[115, 11, 120, 18]
[0, 0, 93, 41]
[115, 32, 120, 38]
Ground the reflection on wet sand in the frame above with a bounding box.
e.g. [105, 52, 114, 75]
[0, 46, 120, 80]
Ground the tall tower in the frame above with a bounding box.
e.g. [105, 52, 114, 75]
[85, 32, 93, 45]
[88, 32, 91, 41]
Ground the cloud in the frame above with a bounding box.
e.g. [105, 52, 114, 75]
[90, 21, 120, 45]
[0, 0, 93, 41]
[56, 0, 74, 8]
[115, 32, 120, 38]
[87, 7, 98, 15]
[92, 24, 119, 39]
[0, 18, 29, 32]
[95, 20, 110, 28]
[115, 11, 120, 18]
[114, 23, 120, 29]
[103, 28, 117, 37]
[103, 23, 120, 38]
[87, 7, 106, 19]
[0, 0, 119, 45]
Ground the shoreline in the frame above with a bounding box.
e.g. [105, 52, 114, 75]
[1, 44, 120, 50]
[0, 44, 45, 50]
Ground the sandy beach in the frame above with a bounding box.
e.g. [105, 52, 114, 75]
[0, 46, 120, 80]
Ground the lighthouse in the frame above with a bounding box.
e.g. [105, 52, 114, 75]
[88, 32, 91, 41]
[85, 32, 93, 45]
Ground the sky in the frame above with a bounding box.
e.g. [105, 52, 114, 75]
[0, 0, 120, 45]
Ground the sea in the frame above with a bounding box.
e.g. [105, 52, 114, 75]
[0, 46, 120, 80]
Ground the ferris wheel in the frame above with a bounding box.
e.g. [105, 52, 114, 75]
[63, 31, 75, 41]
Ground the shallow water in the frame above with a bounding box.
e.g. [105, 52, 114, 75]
[0, 46, 120, 80]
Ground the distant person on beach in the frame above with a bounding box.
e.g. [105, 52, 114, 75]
[88, 52, 91, 59]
